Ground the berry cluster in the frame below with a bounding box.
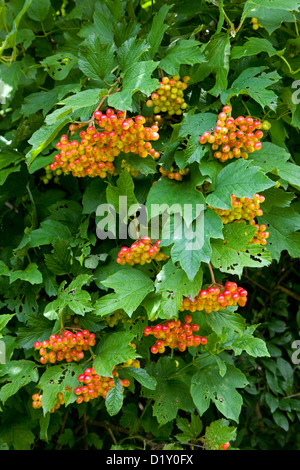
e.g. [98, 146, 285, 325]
[251, 17, 263, 30]
[159, 166, 189, 181]
[146, 75, 190, 116]
[211, 194, 265, 224]
[121, 358, 141, 368]
[199, 105, 264, 162]
[104, 309, 124, 327]
[221, 442, 230, 450]
[74, 366, 130, 404]
[117, 236, 169, 266]
[249, 223, 269, 246]
[41, 164, 62, 185]
[143, 315, 207, 354]
[121, 159, 140, 178]
[49, 109, 160, 179]
[145, 114, 164, 129]
[210, 193, 269, 246]
[180, 282, 248, 314]
[34, 329, 96, 364]
[32, 392, 65, 414]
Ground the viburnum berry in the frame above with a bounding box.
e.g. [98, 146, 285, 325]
[121, 159, 140, 178]
[180, 282, 248, 313]
[143, 315, 207, 353]
[32, 391, 65, 413]
[221, 442, 230, 450]
[159, 166, 189, 181]
[146, 75, 190, 116]
[34, 329, 95, 364]
[74, 366, 130, 404]
[209, 193, 269, 246]
[210, 193, 265, 224]
[117, 237, 169, 266]
[199, 105, 266, 162]
[49, 109, 160, 180]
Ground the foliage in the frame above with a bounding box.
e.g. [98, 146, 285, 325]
[0, 0, 299, 451]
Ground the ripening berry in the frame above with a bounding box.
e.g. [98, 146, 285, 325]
[146, 75, 189, 116]
[49, 108, 160, 180]
[34, 329, 96, 364]
[180, 282, 248, 313]
[144, 315, 207, 354]
[199, 106, 264, 162]
[117, 238, 169, 266]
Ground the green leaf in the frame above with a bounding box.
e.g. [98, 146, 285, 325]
[231, 37, 280, 59]
[211, 240, 272, 276]
[206, 159, 275, 209]
[221, 67, 281, 110]
[78, 2, 116, 44]
[27, 0, 50, 21]
[176, 112, 218, 140]
[260, 205, 300, 261]
[78, 34, 116, 84]
[153, 259, 203, 318]
[0, 314, 15, 334]
[175, 415, 203, 444]
[25, 118, 71, 167]
[0, 360, 39, 404]
[93, 332, 138, 377]
[117, 37, 150, 72]
[17, 220, 72, 250]
[242, 1, 297, 34]
[45, 88, 104, 125]
[190, 33, 230, 96]
[204, 419, 236, 450]
[44, 240, 72, 276]
[44, 274, 94, 319]
[191, 364, 248, 422]
[38, 363, 82, 414]
[107, 61, 159, 111]
[161, 208, 224, 280]
[93, 267, 154, 317]
[159, 39, 205, 76]
[121, 154, 157, 176]
[146, 172, 206, 222]
[82, 179, 107, 215]
[143, 358, 195, 425]
[0, 164, 21, 185]
[40, 53, 78, 81]
[224, 326, 270, 357]
[121, 367, 157, 390]
[105, 379, 124, 416]
[106, 169, 138, 219]
[273, 410, 289, 431]
[204, 308, 247, 335]
[9, 263, 42, 285]
[22, 84, 81, 118]
[146, 4, 172, 59]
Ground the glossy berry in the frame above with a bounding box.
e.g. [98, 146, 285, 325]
[159, 166, 189, 181]
[33, 329, 95, 364]
[180, 283, 248, 313]
[74, 366, 130, 404]
[117, 237, 169, 266]
[49, 109, 160, 180]
[221, 442, 230, 450]
[143, 315, 207, 354]
[199, 105, 266, 162]
[146, 75, 190, 116]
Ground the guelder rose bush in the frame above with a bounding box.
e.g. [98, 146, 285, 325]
[0, 0, 299, 451]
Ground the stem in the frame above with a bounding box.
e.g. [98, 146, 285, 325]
[207, 262, 216, 284]
[293, 13, 299, 37]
